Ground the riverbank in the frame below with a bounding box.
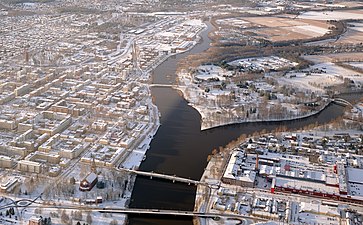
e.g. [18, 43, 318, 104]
[194, 147, 229, 225]
[147, 25, 208, 79]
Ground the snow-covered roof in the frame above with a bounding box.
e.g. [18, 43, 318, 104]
[347, 167, 363, 184]
[223, 151, 256, 183]
[275, 177, 339, 195]
[84, 172, 97, 183]
[349, 183, 363, 198]
[300, 202, 339, 217]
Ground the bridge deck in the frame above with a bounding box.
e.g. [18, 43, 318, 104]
[22, 205, 266, 221]
[332, 98, 353, 107]
[149, 84, 175, 87]
[118, 168, 202, 185]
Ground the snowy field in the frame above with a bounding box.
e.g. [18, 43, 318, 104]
[216, 18, 250, 27]
[348, 22, 363, 32]
[348, 62, 363, 70]
[304, 55, 363, 84]
[288, 25, 329, 36]
[194, 65, 231, 81]
[281, 61, 363, 92]
[298, 10, 363, 21]
[241, 16, 331, 41]
[307, 52, 363, 63]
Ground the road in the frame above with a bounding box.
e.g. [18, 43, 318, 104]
[2, 204, 268, 222]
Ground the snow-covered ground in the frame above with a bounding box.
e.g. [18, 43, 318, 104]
[216, 17, 250, 27]
[348, 62, 363, 70]
[278, 53, 363, 93]
[298, 10, 363, 21]
[194, 65, 231, 81]
[280, 64, 344, 92]
[290, 25, 329, 36]
[348, 22, 363, 33]
[306, 56, 363, 84]
[228, 56, 298, 72]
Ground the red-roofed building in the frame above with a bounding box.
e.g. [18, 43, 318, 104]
[79, 172, 98, 192]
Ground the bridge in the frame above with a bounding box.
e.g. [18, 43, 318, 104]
[0, 196, 264, 222]
[332, 98, 354, 107]
[12, 204, 264, 222]
[149, 84, 175, 88]
[116, 168, 219, 189]
[98, 208, 262, 221]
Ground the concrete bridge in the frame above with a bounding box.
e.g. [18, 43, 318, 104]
[116, 168, 220, 189]
[117, 168, 203, 186]
[98, 207, 263, 221]
[332, 98, 353, 107]
[149, 84, 175, 88]
[21, 205, 264, 222]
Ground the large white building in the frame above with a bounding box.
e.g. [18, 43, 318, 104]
[17, 160, 42, 173]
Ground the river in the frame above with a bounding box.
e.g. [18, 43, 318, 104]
[128, 22, 355, 225]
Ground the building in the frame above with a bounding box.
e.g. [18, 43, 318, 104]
[222, 150, 256, 187]
[0, 119, 16, 130]
[0, 155, 14, 168]
[0, 177, 18, 193]
[14, 84, 30, 97]
[17, 160, 42, 173]
[28, 216, 42, 225]
[79, 172, 98, 192]
[271, 176, 340, 199]
[346, 167, 363, 200]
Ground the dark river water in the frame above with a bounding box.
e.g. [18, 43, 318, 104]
[128, 22, 356, 225]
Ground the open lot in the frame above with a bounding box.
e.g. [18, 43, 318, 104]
[242, 17, 331, 42]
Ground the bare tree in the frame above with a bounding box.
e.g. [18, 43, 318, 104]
[110, 219, 118, 225]
[73, 210, 83, 221]
[61, 210, 70, 224]
[86, 212, 93, 224]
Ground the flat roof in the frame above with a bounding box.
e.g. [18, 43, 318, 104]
[274, 177, 339, 195]
[223, 151, 256, 183]
[85, 172, 97, 183]
[347, 167, 363, 184]
[348, 183, 363, 198]
[18, 160, 41, 166]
